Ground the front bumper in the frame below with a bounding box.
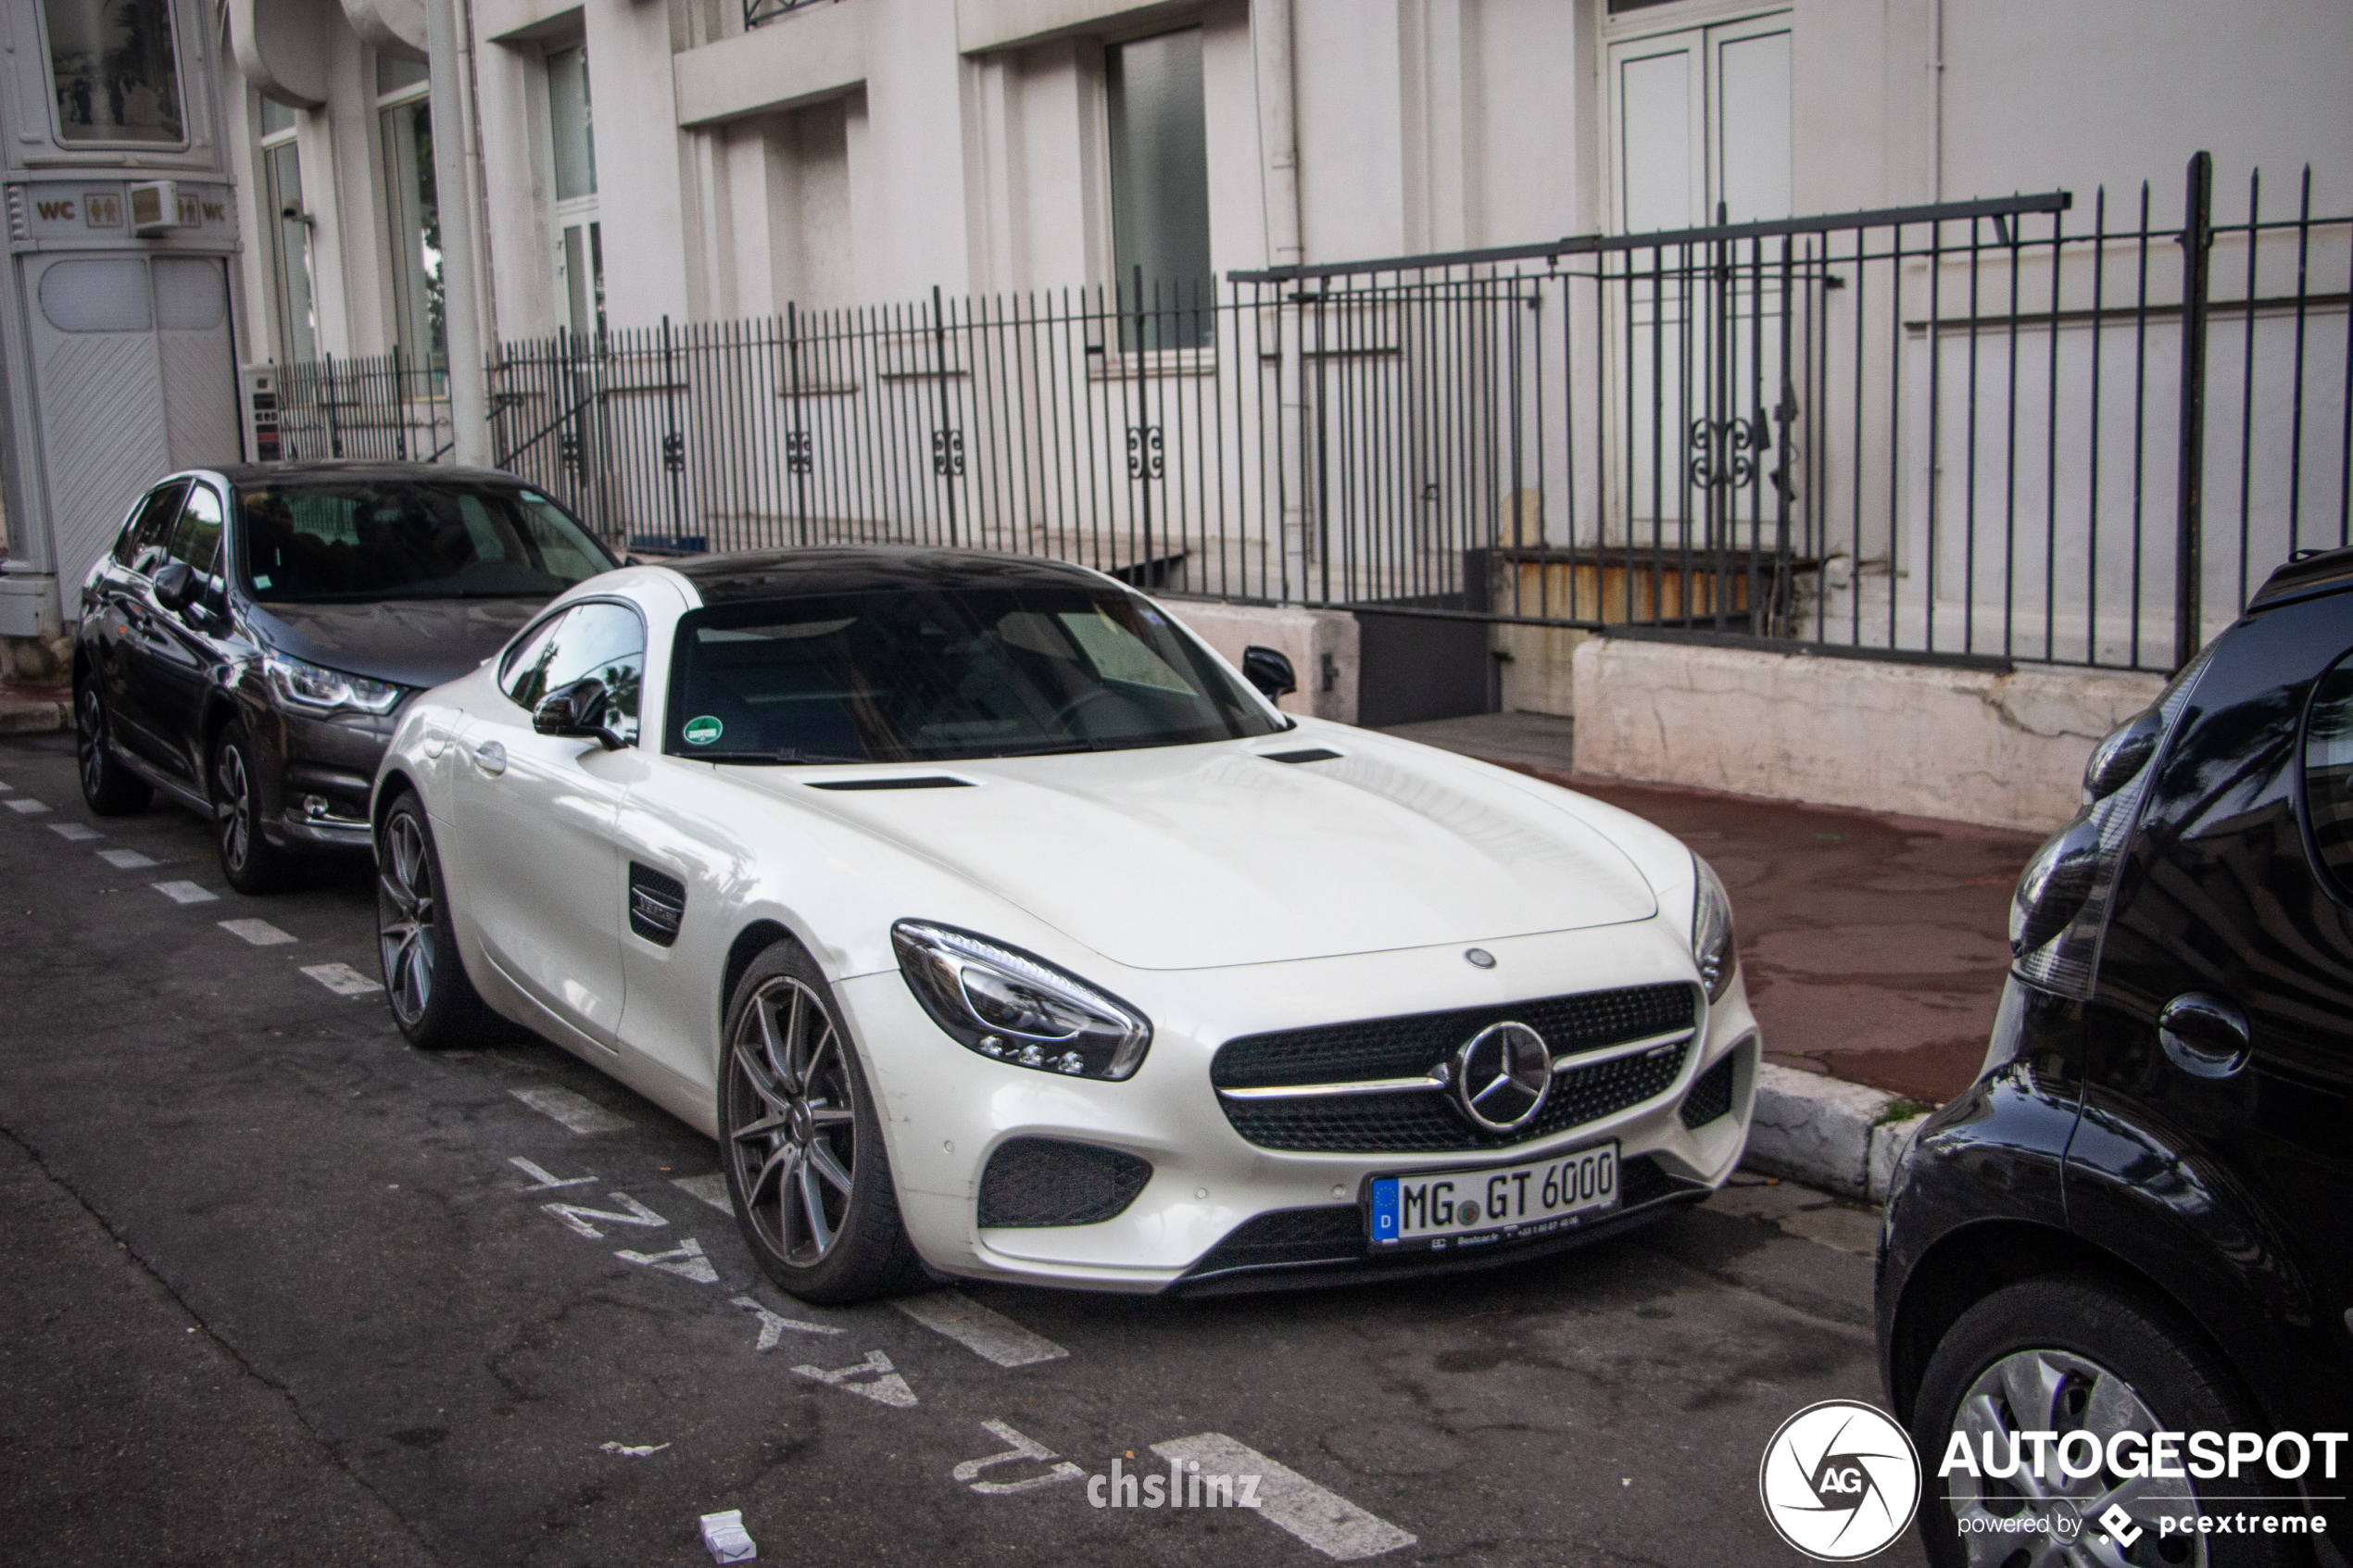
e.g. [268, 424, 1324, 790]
[251, 701, 398, 853]
[837, 920, 1760, 1294]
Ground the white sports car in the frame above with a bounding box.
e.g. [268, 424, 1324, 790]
[370, 548, 1757, 1301]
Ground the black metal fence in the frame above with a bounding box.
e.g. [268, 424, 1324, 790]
[259, 348, 452, 466]
[269, 154, 2352, 674]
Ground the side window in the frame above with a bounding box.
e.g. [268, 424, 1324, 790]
[166, 484, 225, 580]
[116, 480, 188, 572]
[503, 602, 645, 744]
[2303, 652, 2353, 898]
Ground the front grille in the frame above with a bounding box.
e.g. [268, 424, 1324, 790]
[1213, 983, 1695, 1091]
[1679, 1053, 1737, 1128]
[977, 1138, 1152, 1228]
[1211, 983, 1697, 1154]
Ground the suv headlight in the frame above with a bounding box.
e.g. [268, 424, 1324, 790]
[263, 650, 404, 717]
[891, 920, 1152, 1081]
[1692, 852, 1737, 1002]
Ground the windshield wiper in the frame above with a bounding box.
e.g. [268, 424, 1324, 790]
[686, 747, 870, 764]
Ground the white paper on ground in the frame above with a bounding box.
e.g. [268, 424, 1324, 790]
[700, 1509, 757, 1562]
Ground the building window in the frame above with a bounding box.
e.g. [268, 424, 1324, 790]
[1105, 29, 1212, 351]
[258, 98, 317, 363]
[42, 0, 185, 145]
[547, 44, 605, 339]
[376, 56, 444, 376]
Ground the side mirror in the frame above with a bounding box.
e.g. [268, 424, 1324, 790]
[534, 676, 625, 749]
[1241, 645, 1297, 702]
[151, 559, 195, 613]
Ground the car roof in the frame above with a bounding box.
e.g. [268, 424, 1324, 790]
[210, 462, 538, 489]
[2250, 544, 2353, 611]
[663, 546, 1117, 605]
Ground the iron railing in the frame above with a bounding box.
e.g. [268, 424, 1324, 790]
[268, 154, 2352, 673]
[743, 0, 838, 32]
[265, 347, 452, 465]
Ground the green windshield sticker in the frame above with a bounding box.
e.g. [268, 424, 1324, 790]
[683, 715, 724, 746]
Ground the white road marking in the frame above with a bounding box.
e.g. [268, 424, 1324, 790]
[0, 778, 11, 790]
[673, 1173, 733, 1212]
[793, 1349, 918, 1408]
[1149, 1434, 1416, 1562]
[5, 797, 50, 815]
[96, 848, 156, 869]
[952, 1420, 1084, 1495]
[48, 822, 99, 841]
[510, 1085, 630, 1135]
[731, 1295, 842, 1349]
[615, 1237, 719, 1284]
[219, 918, 296, 946]
[153, 880, 219, 905]
[541, 1192, 667, 1239]
[301, 961, 381, 996]
[509, 1157, 598, 1192]
[895, 1290, 1068, 1368]
[598, 1442, 671, 1457]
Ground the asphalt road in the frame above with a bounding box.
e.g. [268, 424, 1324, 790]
[0, 730, 1926, 1568]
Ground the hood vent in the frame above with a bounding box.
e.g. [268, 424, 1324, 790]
[1260, 747, 1344, 764]
[806, 776, 974, 791]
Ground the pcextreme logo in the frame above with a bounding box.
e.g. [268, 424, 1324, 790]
[1758, 1399, 1923, 1562]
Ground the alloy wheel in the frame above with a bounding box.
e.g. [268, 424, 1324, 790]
[76, 684, 106, 797]
[376, 811, 438, 1027]
[215, 742, 252, 872]
[727, 977, 857, 1268]
[1947, 1347, 2205, 1567]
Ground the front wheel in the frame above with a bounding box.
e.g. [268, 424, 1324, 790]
[1910, 1274, 2300, 1568]
[375, 792, 502, 1049]
[721, 941, 924, 1304]
[212, 721, 298, 894]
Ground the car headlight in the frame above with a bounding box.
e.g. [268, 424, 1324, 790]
[262, 650, 404, 717]
[891, 920, 1152, 1081]
[1692, 852, 1737, 1003]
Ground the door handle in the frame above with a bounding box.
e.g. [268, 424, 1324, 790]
[2158, 993, 2251, 1079]
[472, 740, 508, 776]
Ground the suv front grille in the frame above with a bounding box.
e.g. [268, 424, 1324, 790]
[1212, 983, 1697, 1154]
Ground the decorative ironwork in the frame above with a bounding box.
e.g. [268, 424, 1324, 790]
[1126, 424, 1164, 480]
[661, 432, 685, 474]
[931, 428, 964, 478]
[744, 0, 837, 31]
[786, 429, 812, 476]
[1688, 415, 1762, 490]
[559, 432, 581, 473]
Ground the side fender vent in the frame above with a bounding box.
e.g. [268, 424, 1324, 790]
[628, 862, 686, 947]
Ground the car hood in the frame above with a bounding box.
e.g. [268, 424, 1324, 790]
[245, 598, 545, 690]
[737, 735, 1661, 971]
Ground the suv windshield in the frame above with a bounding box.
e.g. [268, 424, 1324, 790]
[237, 480, 613, 602]
[666, 583, 1283, 762]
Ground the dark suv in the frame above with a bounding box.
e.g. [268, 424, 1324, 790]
[1880, 546, 2353, 1566]
[73, 463, 615, 891]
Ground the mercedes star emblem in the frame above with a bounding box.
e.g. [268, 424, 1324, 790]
[1453, 1021, 1552, 1131]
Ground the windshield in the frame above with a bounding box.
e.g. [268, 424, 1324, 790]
[666, 583, 1284, 762]
[236, 480, 614, 603]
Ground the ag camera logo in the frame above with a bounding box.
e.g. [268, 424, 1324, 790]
[1758, 1399, 1922, 1561]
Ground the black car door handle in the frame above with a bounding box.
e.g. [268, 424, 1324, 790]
[2157, 993, 2252, 1079]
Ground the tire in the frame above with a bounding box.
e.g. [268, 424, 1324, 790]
[1911, 1274, 2303, 1568]
[211, 721, 299, 895]
[720, 940, 925, 1305]
[375, 791, 504, 1049]
[73, 676, 151, 816]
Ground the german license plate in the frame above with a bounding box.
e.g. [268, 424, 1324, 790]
[1367, 1143, 1619, 1249]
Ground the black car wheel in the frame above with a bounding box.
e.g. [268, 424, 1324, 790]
[721, 939, 924, 1304]
[1911, 1274, 2298, 1568]
[211, 721, 300, 895]
[73, 677, 151, 816]
[375, 791, 502, 1049]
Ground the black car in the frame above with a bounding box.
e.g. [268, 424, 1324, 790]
[1880, 547, 2353, 1565]
[72, 463, 616, 891]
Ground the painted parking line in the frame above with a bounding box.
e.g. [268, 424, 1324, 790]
[1148, 1435, 1415, 1562]
[793, 1349, 918, 1408]
[673, 1173, 732, 1212]
[0, 779, 11, 790]
[219, 918, 297, 947]
[153, 880, 220, 905]
[5, 797, 51, 815]
[896, 1290, 1069, 1368]
[95, 848, 157, 869]
[731, 1296, 842, 1348]
[510, 1085, 632, 1135]
[300, 961, 382, 996]
[48, 822, 100, 842]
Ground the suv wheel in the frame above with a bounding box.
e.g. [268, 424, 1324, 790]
[211, 721, 298, 894]
[74, 677, 151, 815]
[720, 939, 925, 1304]
[1911, 1274, 2299, 1567]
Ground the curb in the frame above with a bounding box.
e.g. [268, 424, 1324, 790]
[1745, 1061, 1933, 1205]
[0, 693, 68, 734]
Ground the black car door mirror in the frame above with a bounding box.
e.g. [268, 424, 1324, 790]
[151, 560, 195, 613]
[534, 676, 625, 750]
[1241, 645, 1298, 701]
